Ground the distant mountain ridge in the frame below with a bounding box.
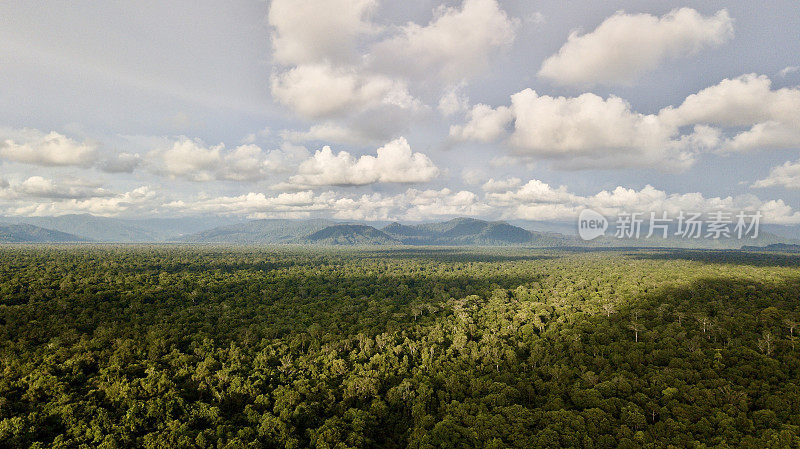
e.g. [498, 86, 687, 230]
[179, 219, 336, 244]
[194, 217, 559, 246]
[303, 224, 400, 245]
[381, 218, 543, 245]
[0, 223, 89, 243]
[742, 243, 800, 253]
[178, 217, 544, 246]
[150, 216, 800, 248]
[1, 214, 242, 242]
[1, 214, 799, 248]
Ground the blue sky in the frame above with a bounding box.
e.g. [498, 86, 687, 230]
[1, 0, 799, 223]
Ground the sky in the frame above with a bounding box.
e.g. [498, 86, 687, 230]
[1, 0, 799, 224]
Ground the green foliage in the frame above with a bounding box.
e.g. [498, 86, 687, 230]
[0, 246, 799, 448]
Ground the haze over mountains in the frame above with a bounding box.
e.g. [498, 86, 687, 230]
[0, 223, 89, 243]
[179, 218, 556, 246]
[0, 214, 242, 242]
[179, 218, 333, 244]
[1, 214, 798, 249]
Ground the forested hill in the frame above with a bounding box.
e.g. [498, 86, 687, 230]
[0, 223, 89, 242]
[179, 218, 336, 244]
[303, 224, 401, 245]
[382, 217, 552, 245]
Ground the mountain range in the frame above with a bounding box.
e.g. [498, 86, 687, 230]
[380, 218, 562, 246]
[1, 214, 799, 249]
[1, 214, 242, 242]
[179, 219, 335, 244]
[176, 217, 567, 246]
[0, 223, 89, 243]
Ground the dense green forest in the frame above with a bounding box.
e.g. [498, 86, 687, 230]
[1, 246, 799, 448]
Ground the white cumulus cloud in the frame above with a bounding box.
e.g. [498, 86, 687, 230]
[268, 0, 377, 66]
[271, 63, 419, 119]
[148, 138, 299, 182]
[284, 137, 439, 188]
[539, 8, 733, 86]
[451, 89, 694, 170]
[159, 179, 800, 225]
[450, 104, 514, 143]
[268, 0, 515, 133]
[370, 0, 517, 82]
[451, 74, 800, 170]
[660, 74, 800, 152]
[0, 128, 98, 167]
[485, 180, 800, 225]
[753, 159, 800, 190]
[7, 186, 157, 217]
[13, 176, 112, 199]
